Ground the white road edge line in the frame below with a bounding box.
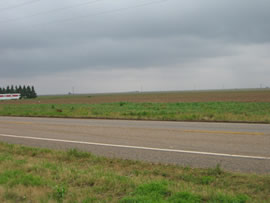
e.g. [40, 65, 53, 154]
[0, 133, 269, 160]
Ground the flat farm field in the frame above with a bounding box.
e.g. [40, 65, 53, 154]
[2, 89, 270, 104]
[1, 89, 270, 123]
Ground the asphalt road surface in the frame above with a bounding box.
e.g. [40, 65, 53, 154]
[0, 116, 269, 174]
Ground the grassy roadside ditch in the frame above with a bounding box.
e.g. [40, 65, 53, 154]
[0, 142, 269, 202]
[0, 102, 270, 123]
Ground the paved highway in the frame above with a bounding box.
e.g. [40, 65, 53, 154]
[0, 116, 269, 173]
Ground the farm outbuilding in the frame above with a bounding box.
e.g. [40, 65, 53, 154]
[0, 94, 21, 100]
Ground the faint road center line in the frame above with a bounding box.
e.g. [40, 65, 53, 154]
[183, 130, 265, 136]
[0, 120, 265, 136]
[0, 121, 34, 125]
[0, 133, 269, 160]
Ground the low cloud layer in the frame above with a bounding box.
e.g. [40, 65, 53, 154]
[0, 0, 269, 94]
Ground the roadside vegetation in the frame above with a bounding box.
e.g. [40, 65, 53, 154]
[0, 142, 269, 202]
[0, 102, 270, 123]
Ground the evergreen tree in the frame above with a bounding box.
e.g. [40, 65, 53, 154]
[22, 85, 26, 98]
[31, 86, 37, 98]
[10, 85, 15, 93]
[1, 85, 37, 98]
[26, 86, 31, 98]
[18, 85, 22, 94]
[15, 85, 18, 93]
[6, 86, 10, 93]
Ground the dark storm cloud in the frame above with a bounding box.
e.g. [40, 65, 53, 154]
[0, 0, 270, 80]
[0, 35, 236, 77]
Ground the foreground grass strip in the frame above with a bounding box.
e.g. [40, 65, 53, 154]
[1, 102, 270, 123]
[0, 142, 269, 202]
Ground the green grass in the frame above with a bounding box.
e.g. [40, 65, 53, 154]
[0, 142, 269, 202]
[0, 102, 270, 123]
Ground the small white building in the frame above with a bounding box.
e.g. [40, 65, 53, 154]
[0, 94, 21, 100]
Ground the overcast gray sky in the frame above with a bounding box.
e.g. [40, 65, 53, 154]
[0, 0, 269, 94]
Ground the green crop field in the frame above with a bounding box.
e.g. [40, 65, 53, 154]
[0, 142, 269, 202]
[0, 102, 270, 123]
[1, 89, 270, 123]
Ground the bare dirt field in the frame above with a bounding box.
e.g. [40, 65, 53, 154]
[2, 89, 270, 105]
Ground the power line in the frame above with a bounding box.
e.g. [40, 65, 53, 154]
[0, 0, 171, 34]
[0, 0, 42, 12]
[0, 0, 103, 24]
[30, 0, 170, 29]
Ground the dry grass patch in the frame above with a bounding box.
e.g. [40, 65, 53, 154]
[0, 142, 269, 202]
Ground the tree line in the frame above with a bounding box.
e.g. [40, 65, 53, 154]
[0, 85, 37, 99]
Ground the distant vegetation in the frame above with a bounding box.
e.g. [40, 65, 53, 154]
[0, 142, 269, 202]
[0, 85, 37, 99]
